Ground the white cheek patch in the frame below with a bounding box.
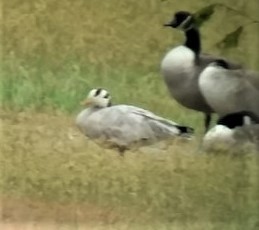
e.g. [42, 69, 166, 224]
[178, 15, 193, 30]
[99, 89, 109, 98]
[244, 115, 252, 125]
[91, 97, 108, 108]
[88, 89, 98, 98]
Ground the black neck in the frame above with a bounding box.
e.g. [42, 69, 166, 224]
[184, 27, 201, 55]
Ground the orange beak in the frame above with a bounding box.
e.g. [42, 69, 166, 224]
[80, 98, 92, 106]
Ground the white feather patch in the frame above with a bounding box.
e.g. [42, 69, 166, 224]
[161, 45, 194, 72]
[203, 125, 236, 150]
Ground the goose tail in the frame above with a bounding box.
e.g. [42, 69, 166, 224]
[175, 125, 194, 137]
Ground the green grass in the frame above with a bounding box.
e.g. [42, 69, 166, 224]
[1, 0, 259, 228]
[0, 61, 203, 129]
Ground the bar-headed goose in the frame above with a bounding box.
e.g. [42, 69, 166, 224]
[76, 88, 194, 153]
[199, 59, 259, 118]
[161, 11, 241, 131]
[203, 111, 259, 152]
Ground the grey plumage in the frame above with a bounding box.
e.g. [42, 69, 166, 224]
[161, 11, 241, 131]
[76, 88, 194, 151]
[199, 60, 259, 117]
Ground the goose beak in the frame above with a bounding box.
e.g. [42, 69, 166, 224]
[80, 98, 92, 106]
[163, 19, 177, 28]
[163, 22, 172, 27]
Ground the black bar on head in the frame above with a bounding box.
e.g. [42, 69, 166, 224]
[95, 88, 102, 96]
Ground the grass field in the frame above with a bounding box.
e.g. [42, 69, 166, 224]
[1, 0, 259, 229]
[1, 110, 259, 229]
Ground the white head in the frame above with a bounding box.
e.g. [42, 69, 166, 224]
[81, 88, 112, 108]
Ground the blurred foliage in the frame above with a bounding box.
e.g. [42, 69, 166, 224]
[216, 26, 244, 50]
[194, 4, 217, 28]
[195, 3, 259, 50]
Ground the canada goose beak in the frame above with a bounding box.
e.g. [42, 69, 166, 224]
[80, 98, 92, 106]
[164, 22, 172, 27]
[163, 19, 177, 28]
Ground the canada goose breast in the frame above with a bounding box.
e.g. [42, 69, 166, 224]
[161, 45, 195, 79]
[199, 66, 246, 116]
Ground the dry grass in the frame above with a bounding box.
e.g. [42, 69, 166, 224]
[2, 0, 259, 69]
[1, 109, 259, 229]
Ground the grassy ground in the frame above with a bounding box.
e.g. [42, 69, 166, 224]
[1, 110, 259, 229]
[1, 0, 259, 229]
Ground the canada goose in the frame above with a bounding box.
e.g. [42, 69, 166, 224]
[199, 59, 259, 118]
[161, 11, 241, 131]
[203, 111, 259, 152]
[76, 88, 194, 153]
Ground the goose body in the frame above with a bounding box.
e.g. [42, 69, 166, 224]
[161, 11, 242, 131]
[199, 60, 259, 117]
[76, 88, 194, 151]
[203, 111, 259, 152]
[161, 46, 224, 112]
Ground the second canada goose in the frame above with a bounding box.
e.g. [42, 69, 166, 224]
[203, 111, 259, 152]
[161, 11, 241, 131]
[199, 59, 259, 117]
[76, 88, 194, 153]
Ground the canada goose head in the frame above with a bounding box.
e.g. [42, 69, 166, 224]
[81, 88, 112, 108]
[217, 111, 259, 129]
[209, 59, 230, 69]
[164, 11, 195, 31]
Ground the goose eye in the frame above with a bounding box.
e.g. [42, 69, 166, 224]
[103, 93, 109, 99]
